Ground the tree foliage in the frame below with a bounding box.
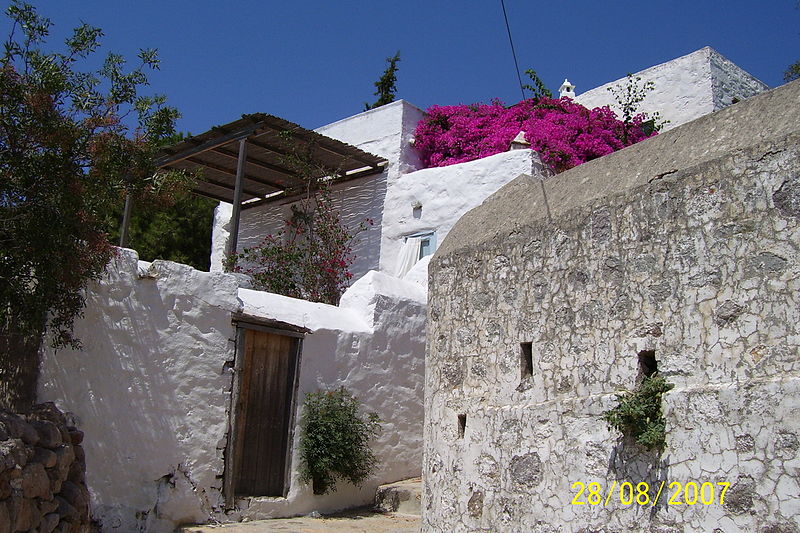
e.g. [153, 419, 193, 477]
[299, 387, 381, 495]
[0, 1, 188, 352]
[785, 60, 800, 82]
[364, 51, 401, 111]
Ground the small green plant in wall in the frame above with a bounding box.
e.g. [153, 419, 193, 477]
[299, 387, 381, 495]
[603, 374, 674, 450]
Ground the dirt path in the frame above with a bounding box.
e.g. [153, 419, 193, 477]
[179, 508, 420, 533]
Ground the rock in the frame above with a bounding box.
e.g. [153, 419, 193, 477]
[66, 461, 85, 485]
[0, 501, 9, 533]
[27, 404, 67, 428]
[40, 513, 60, 533]
[39, 498, 59, 515]
[0, 413, 36, 444]
[509, 452, 543, 487]
[55, 495, 79, 521]
[54, 445, 75, 479]
[60, 481, 89, 515]
[33, 447, 58, 469]
[72, 445, 84, 465]
[30, 421, 62, 449]
[21, 462, 51, 500]
[67, 430, 83, 446]
[8, 491, 33, 532]
[0, 439, 28, 469]
[0, 476, 10, 500]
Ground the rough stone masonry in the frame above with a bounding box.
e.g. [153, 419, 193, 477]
[425, 80, 800, 532]
[0, 403, 89, 533]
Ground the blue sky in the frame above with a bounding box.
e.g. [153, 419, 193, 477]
[4, 1, 798, 134]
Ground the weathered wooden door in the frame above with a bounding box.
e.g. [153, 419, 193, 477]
[230, 327, 301, 497]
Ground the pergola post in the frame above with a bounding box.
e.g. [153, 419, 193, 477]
[119, 193, 133, 248]
[226, 138, 248, 259]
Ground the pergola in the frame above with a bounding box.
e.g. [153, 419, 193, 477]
[120, 113, 387, 256]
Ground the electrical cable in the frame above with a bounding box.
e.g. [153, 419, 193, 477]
[500, 0, 527, 101]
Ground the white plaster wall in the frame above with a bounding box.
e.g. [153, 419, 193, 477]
[210, 202, 233, 272]
[380, 149, 547, 275]
[709, 49, 770, 109]
[315, 99, 426, 180]
[38, 249, 243, 533]
[38, 248, 428, 530]
[574, 47, 767, 131]
[235, 271, 427, 519]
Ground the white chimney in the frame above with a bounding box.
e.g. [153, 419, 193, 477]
[559, 79, 576, 99]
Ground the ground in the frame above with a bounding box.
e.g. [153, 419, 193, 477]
[178, 508, 420, 533]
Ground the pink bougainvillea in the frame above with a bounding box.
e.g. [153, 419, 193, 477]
[413, 98, 656, 173]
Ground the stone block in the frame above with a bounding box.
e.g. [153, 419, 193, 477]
[52, 448, 73, 483]
[66, 462, 84, 485]
[8, 490, 33, 532]
[55, 495, 78, 522]
[0, 501, 9, 533]
[374, 477, 422, 515]
[33, 448, 58, 469]
[39, 498, 59, 515]
[60, 481, 89, 516]
[0, 439, 27, 470]
[27, 404, 67, 428]
[21, 462, 51, 500]
[39, 513, 60, 533]
[67, 430, 83, 446]
[30, 421, 61, 450]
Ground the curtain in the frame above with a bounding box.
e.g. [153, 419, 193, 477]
[395, 237, 422, 278]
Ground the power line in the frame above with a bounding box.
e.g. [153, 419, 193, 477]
[500, 0, 526, 101]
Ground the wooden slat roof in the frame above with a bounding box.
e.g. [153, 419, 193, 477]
[154, 113, 387, 209]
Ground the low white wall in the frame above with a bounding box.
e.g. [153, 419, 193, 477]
[574, 47, 768, 130]
[380, 149, 546, 275]
[39, 249, 427, 530]
[39, 249, 242, 533]
[235, 270, 427, 519]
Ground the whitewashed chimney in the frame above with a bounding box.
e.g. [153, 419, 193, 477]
[559, 78, 576, 99]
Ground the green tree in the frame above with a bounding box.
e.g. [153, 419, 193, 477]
[785, 60, 800, 82]
[103, 133, 216, 271]
[0, 1, 187, 411]
[104, 192, 216, 270]
[364, 51, 401, 110]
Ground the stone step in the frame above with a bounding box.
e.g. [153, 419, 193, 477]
[373, 477, 422, 516]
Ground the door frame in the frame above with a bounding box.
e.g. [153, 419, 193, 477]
[224, 313, 309, 505]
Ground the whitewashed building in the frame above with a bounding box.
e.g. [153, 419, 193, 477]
[38, 47, 769, 532]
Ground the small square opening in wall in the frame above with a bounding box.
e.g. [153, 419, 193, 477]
[520, 342, 533, 379]
[638, 349, 657, 380]
[458, 414, 467, 439]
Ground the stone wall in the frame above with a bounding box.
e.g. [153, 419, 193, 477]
[0, 403, 89, 533]
[425, 80, 800, 532]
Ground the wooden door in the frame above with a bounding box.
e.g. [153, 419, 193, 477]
[230, 328, 301, 497]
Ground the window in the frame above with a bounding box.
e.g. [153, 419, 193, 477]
[395, 231, 437, 277]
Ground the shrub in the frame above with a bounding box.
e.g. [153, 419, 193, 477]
[228, 180, 370, 305]
[299, 387, 381, 495]
[602, 374, 674, 450]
